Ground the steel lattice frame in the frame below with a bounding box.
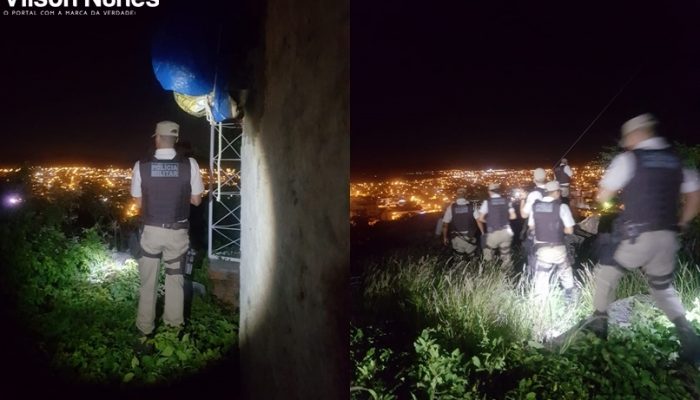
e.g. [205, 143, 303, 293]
[208, 121, 242, 261]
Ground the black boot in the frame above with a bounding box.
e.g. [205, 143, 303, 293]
[673, 316, 700, 367]
[583, 310, 608, 340]
[132, 326, 155, 355]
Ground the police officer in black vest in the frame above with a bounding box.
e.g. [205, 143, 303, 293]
[478, 183, 516, 267]
[442, 188, 481, 257]
[586, 114, 700, 366]
[520, 168, 548, 274]
[553, 158, 573, 205]
[130, 121, 205, 337]
[529, 180, 576, 303]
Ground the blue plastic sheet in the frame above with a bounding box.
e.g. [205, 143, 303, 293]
[151, 1, 235, 122]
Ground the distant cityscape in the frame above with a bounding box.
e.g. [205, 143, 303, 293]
[0, 166, 240, 219]
[351, 163, 605, 224]
[2, 164, 606, 226]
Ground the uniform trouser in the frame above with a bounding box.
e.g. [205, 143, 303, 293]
[451, 234, 477, 256]
[483, 228, 513, 266]
[593, 230, 685, 321]
[522, 233, 537, 275]
[533, 245, 574, 297]
[136, 225, 189, 335]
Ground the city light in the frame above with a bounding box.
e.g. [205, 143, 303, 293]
[351, 165, 603, 223]
[0, 166, 239, 217]
[3, 193, 22, 207]
[125, 202, 140, 219]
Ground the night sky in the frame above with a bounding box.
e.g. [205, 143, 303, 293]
[0, 2, 211, 167]
[352, 1, 700, 177]
[1, 2, 699, 175]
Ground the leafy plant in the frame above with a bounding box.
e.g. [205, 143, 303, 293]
[350, 325, 404, 400]
[0, 197, 238, 388]
[410, 328, 473, 400]
[354, 248, 700, 399]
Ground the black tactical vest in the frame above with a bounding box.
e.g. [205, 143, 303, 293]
[486, 197, 509, 232]
[531, 185, 546, 197]
[554, 165, 571, 184]
[139, 153, 192, 225]
[533, 199, 564, 245]
[620, 148, 683, 230]
[450, 202, 477, 237]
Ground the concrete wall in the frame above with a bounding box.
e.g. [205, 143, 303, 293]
[239, 0, 349, 398]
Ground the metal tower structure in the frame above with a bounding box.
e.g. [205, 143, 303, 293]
[208, 120, 242, 261]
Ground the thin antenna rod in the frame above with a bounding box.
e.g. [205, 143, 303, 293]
[553, 67, 641, 169]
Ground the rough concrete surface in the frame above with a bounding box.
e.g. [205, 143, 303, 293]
[238, 0, 349, 398]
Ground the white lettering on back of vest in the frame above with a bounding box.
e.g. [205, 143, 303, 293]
[151, 162, 179, 177]
[534, 202, 554, 213]
[639, 152, 680, 169]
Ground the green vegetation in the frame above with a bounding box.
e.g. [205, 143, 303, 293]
[0, 194, 237, 388]
[352, 254, 700, 399]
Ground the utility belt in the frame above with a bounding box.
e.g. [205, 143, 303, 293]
[487, 225, 510, 233]
[450, 231, 477, 244]
[612, 219, 677, 245]
[596, 218, 676, 268]
[127, 221, 194, 276]
[144, 220, 190, 230]
[533, 242, 565, 251]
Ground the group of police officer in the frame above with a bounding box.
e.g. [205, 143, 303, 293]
[441, 114, 700, 366]
[131, 116, 699, 366]
[442, 166, 574, 280]
[440, 182, 518, 267]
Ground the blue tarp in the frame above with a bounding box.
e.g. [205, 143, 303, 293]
[151, 2, 234, 122]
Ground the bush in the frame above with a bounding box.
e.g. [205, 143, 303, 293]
[0, 198, 238, 388]
[353, 252, 700, 399]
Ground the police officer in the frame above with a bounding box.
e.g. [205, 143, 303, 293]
[586, 114, 700, 366]
[554, 158, 573, 204]
[131, 121, 205, 337]
[520, 168, 548, 274]
[442, 188, 481, 257]
[478, 183, 516, 266]
[528, 180, 576, 302]
[520, 168, 548, 219]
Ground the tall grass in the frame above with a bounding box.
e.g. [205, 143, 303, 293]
[578, 260, 700, 310]
[363, 255, 700, 347]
